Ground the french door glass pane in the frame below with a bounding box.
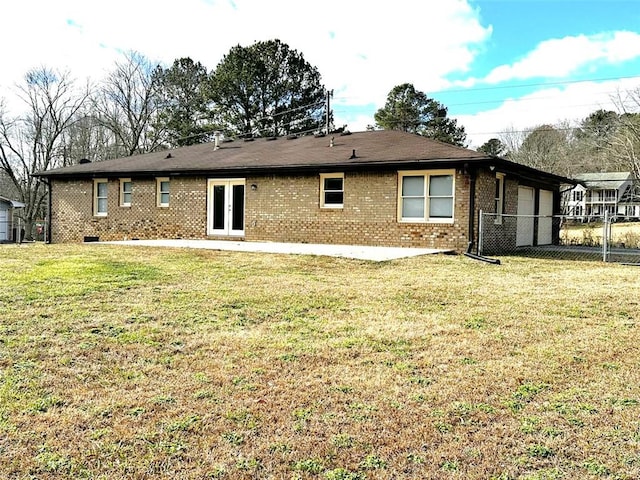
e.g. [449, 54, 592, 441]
[232, 184, 244, 231]
[213, 185, 225, 230]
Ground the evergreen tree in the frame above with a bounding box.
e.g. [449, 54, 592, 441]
[374, 83, 466, 146]
[154, 58, 214, 146]
[209, 39, 326, 138]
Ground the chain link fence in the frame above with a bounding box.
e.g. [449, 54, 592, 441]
[478, 211, 640, 264]
[0, 218, 48, 243]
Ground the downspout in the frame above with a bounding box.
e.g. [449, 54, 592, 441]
[464, 165, 501, 265]
[45, 178, 52, 244]
[467, 164, 477, 253]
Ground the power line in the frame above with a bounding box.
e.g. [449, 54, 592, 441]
[332, 75, 640, 103]
[438, 74, 640, 95]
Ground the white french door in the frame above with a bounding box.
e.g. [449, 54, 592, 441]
[207, 179, 245, 236]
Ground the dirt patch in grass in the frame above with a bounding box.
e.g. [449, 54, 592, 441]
[1, 243, 639, 479]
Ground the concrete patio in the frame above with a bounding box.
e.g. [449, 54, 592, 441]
[99, 239, 453, 261]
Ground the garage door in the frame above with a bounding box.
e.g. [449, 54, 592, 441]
[0, 207, 7, 241]
[516, 186, 534, 247]
[538, 189, 553, 245]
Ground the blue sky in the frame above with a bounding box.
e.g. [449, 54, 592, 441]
[2, 0, 640, 148]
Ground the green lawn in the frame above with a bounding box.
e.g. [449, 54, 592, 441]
[1, 244, 639, 479]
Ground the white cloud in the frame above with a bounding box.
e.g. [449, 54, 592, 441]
[455, 77, 640, 149]
[1, 0, 491, 117]
[483, 31, 640, 84]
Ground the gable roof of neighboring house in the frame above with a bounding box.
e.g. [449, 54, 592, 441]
[34, 130, 573, 186]
[575, 172, 633, 190]
[0, 195, 25, 208]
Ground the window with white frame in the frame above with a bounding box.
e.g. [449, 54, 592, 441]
[398, 170, 454, 222]
[156, 177, 170, 207]
[120, 179, 132, 207]
[494, 173, 505, 223]
[94, 179, 108, 216]
[320, 173, 344, 208]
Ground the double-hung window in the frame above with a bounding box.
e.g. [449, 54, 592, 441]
[94, 179, 108, 216]
[320, 173, 344, 208]
[156, 177, 170, 207]
[398, 170, 454, 222]
[120, 179, 132, 207]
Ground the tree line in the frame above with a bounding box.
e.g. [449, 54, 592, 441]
[477, 95, 640, 180]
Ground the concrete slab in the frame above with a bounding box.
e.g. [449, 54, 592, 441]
[99, 239, 452, 261]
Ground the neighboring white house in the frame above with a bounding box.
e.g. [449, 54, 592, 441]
[0, 195, 25, 242]
[564, 172, 640, 220]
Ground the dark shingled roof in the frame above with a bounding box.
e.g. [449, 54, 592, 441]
[35, 130, 574, 185]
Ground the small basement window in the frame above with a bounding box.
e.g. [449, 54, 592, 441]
[320, 173, 344, 208]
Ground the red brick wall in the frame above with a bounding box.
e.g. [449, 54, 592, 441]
[50, 170, 473, 251]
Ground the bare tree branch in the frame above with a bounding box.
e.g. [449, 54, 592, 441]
[93, 51, 165, 157]
[0, 67, 89, 238]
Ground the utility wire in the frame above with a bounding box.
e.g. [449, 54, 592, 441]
[331, 74, 640, 103]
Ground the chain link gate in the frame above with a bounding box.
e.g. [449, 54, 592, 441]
[478, 210, 640, 263]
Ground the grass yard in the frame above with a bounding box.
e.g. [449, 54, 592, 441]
[562, 221, 640, 248]
[1, 244, 639, 479]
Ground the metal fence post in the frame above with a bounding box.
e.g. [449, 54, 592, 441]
[603, 210, 608, 262]
[478, 210, 484, 256]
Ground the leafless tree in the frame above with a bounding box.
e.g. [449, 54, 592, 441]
[93, 51, 166, 158]
[609, 87, 640, 178]
[498, 125, 528, 160]
[0, 67, 90, 238]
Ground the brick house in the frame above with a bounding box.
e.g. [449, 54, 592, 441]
[35, 130, 571, 253]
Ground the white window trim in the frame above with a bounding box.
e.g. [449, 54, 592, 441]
[320, 172, 344, 209]
[156, 177, 170, 207]
[120, 178, 132, 207]
[397, 170, 455, 224]
[93, 178, 108, 217]
[495, 172, 505, 224]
